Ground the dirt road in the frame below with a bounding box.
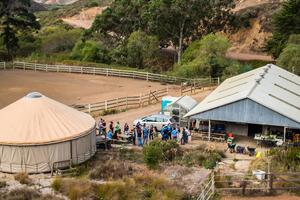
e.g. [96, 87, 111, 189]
[0, 70, 170, 108]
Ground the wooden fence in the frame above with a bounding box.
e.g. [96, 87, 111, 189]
[197, 173, 216, 200]
[73, 87, 168, 113]
[2, 61, 217, 85]
[195, 170, 300, 199]
[215, 171, 300, 196]
[180, 78, 220, 95]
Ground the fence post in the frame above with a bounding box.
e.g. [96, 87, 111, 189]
[81, 67, 83, 74]
[217, 77, 220, 85]
[34, 63, 36, 72]
[146, 72, 149, 81]
[180, 82, 183, 96]
[93, 67, 96, 75]
[105, 101, 108, 111]
[268, 173, 274, 194]
[117, 98, 119, 110]
[23, 62, 25, 70]
[139, 93, 142, 107]
[57, 65, 59, 72]
[106, 68, 109, 76]
[166, 85, 169, 95]
[12, 62, 15, 70]
[211, 173, 215, 195]
[3, 62, 6, 70]
[148, 91, 151, 105]
[88, 104, 91, 113]
[46, 64, 48, 72]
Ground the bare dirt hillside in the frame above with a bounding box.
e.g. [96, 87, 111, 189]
[62, 6, 107, 29]
[227, 0, 282, 60]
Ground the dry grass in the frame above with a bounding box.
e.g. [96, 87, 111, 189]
[89, 160, 135, 180]
[14, 172, 32, 185]
[0, 187, 62, 200]
[53, 172, 187, 200]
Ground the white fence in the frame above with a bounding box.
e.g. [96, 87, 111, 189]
[0, 62, 5, 70]
[4, 61, 218, 84]
[197, 173, 216, 200]
[74, 87, 168, 113]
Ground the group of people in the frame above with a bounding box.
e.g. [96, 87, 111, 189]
[132, 123, 191, 147]
[98, 118, 192, 147]
[98, 119, 130, 140]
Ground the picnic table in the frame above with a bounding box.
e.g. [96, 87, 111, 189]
[254, 134, 283, 147]
[198, 132, 226, 142]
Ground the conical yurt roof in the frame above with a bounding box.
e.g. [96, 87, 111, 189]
[0, 92, 95, 145]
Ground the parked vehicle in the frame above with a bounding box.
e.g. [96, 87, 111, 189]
[133, 114, 176, 130]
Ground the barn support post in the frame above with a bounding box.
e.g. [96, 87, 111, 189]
[208, 119, 211, 141]
[283, 127, 287, 143]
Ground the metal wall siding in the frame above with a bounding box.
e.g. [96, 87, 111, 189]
[191, 99, 300, 129]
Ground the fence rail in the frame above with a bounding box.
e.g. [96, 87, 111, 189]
[5, 61, 218, 84]
[73, 87, 168, 113]
[0, 61, 220, 114]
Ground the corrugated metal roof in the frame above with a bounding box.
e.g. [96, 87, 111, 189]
[185, 64, 300, 124]
[171, 95, 198, 111]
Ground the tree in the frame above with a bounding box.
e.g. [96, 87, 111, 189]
[144, 0, 235, 64]
[0, 0, 40, 60]
[88, 0, 147, 44]
[175, 34, 231, 78]
[71, 40, 111, 64]
[277, 34, 300, 75]
[126, 31, 159, 68]
[266, 0, 300, 58]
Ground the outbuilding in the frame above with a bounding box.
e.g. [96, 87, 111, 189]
[185, 64, 300, 143]
[0, 92, 96, 173]
[164, 95, 198, 127]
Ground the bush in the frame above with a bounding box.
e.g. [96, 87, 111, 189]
[0, 181, 6, 189]
[40, 28, 81, 54]
[89, 160, 134, 180]
[51, 177, 62, 191]
[14, 172, 32, 185]
[71, 40, 111, 64]
[180, 146, 224, 169]
[143, 139, 182, 169]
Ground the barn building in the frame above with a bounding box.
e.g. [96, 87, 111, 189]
[0, 92, 96, 173]
[185, 64, 300, 143]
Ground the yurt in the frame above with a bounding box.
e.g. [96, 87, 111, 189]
[0, 92, 96, 173]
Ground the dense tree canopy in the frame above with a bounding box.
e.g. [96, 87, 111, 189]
[174, 34, 231, 78]
[266, 0, 300, 58]
[88, 0, 235, 63]
[0, 0, 40, 60]
[277, 34, 300, 75]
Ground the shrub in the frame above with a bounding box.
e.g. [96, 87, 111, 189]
[71, 40, 111, 64]
[51, 177, 62, 191]
[40, 28, 81, 54]
[143, 139, 182, 169]
[14, 172, 32, 185]
[89, 160, 134, 180]
[0, 181, 6, 189]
